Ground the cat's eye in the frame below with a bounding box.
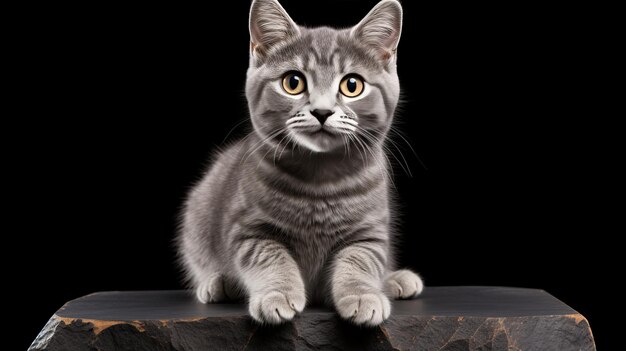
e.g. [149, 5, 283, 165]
[339, 75, 365, 97]
[282, 72, 307, 95]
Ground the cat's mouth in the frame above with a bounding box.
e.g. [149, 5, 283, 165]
[305, 129, 335, 137]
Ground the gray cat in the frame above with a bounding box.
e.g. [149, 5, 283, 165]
[178, 0, 423, 326]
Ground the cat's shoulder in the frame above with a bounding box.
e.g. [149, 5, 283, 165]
[208, 139, 249, 165]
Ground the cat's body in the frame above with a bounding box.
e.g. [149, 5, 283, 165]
[179, 0, 423, 326]
[184, 134, 392, 305]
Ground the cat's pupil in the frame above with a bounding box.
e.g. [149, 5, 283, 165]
[289, 76, 301, 90]
[347, 78, 357, 92]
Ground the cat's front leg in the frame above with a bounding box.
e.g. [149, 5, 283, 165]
[331, 241, 391, 326]
[234, 238, 306, 324]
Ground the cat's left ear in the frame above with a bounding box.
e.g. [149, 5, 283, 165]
[249, 0, 300, 58]
[351, 0, 403, 62]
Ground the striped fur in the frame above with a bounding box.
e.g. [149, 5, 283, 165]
[178, 0, 422, 326]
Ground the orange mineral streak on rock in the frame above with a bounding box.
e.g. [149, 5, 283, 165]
[54, 315, 145, 334]
[565, 314, 586, 324]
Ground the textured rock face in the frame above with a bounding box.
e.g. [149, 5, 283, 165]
[30, 287, 595, 351]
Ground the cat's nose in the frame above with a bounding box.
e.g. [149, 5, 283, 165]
[310, 109, 334, 125]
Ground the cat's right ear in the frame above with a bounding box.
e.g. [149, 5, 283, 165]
[249, 0, 300, 59]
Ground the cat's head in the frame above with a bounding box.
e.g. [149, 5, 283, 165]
[246, 0, 402, 153]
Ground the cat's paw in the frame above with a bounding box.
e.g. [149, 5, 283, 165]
[195, 274, 226, 303]
[249, 290, 306, 324]
[385, 269, 424, 299]
[336, 292, 391, 326]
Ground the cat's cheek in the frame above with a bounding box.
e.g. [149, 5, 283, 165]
[341, 85, 377, 114]
[252, 87, 304, 121]
[348, 99, 388, 127]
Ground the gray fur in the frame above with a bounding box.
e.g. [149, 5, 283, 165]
[178, 0, 423, 326]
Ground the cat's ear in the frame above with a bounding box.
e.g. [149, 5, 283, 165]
[249, 0, 300, 58]
[351, 0, 403, 61]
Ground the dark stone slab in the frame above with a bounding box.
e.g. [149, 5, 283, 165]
[29, 287, 595, 351]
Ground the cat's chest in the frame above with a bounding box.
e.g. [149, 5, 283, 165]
[259, 190, 384, 270]
[257, 190, 372, 234]
[246, 160, 388, 233]
[242, 169, 387, 277]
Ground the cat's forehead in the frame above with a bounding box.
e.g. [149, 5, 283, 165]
[263, 26, 383, 73]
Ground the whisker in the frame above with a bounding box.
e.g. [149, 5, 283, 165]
[339, 119, 358, 126]
[353, 128, 398, 188]
[289, 125, 318, 130]
[349, 134, 367, 165]
[256, 139, 279, 170]
[221, 119, 249, 144]
[278, 133, 293, 161]
[273, 133, 290, 166]
[388, 127, 428, 170]
[381, 130, 415, 176]
[286, 117, 311, 125]
[241, 128, 285, 165]
[363, 128, 412, 177]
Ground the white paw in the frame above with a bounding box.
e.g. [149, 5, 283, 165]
[385, 269, 424, 299]
[249, 290, 306, 324]
[336, 292, 391, 326]
[195, 274, 226, 303]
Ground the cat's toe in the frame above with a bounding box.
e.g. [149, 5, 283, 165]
[385, 269, 424, 299]
[195, 274, 226, 303]
[336, 293, 391, 326]
[249, 290, 306, 324]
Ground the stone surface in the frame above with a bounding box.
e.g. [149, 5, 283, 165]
[30, 287, 595, 351]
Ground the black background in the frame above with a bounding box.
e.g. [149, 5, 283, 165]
[18, 0, 608, 349]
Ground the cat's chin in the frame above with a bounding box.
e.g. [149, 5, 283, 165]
[292, 130, 345, 153]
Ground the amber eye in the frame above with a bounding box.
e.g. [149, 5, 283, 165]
[282, 72, 307, 95]
[339, 75, 365, 97]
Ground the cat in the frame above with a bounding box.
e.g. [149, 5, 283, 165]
[178, 0, 423, 326]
